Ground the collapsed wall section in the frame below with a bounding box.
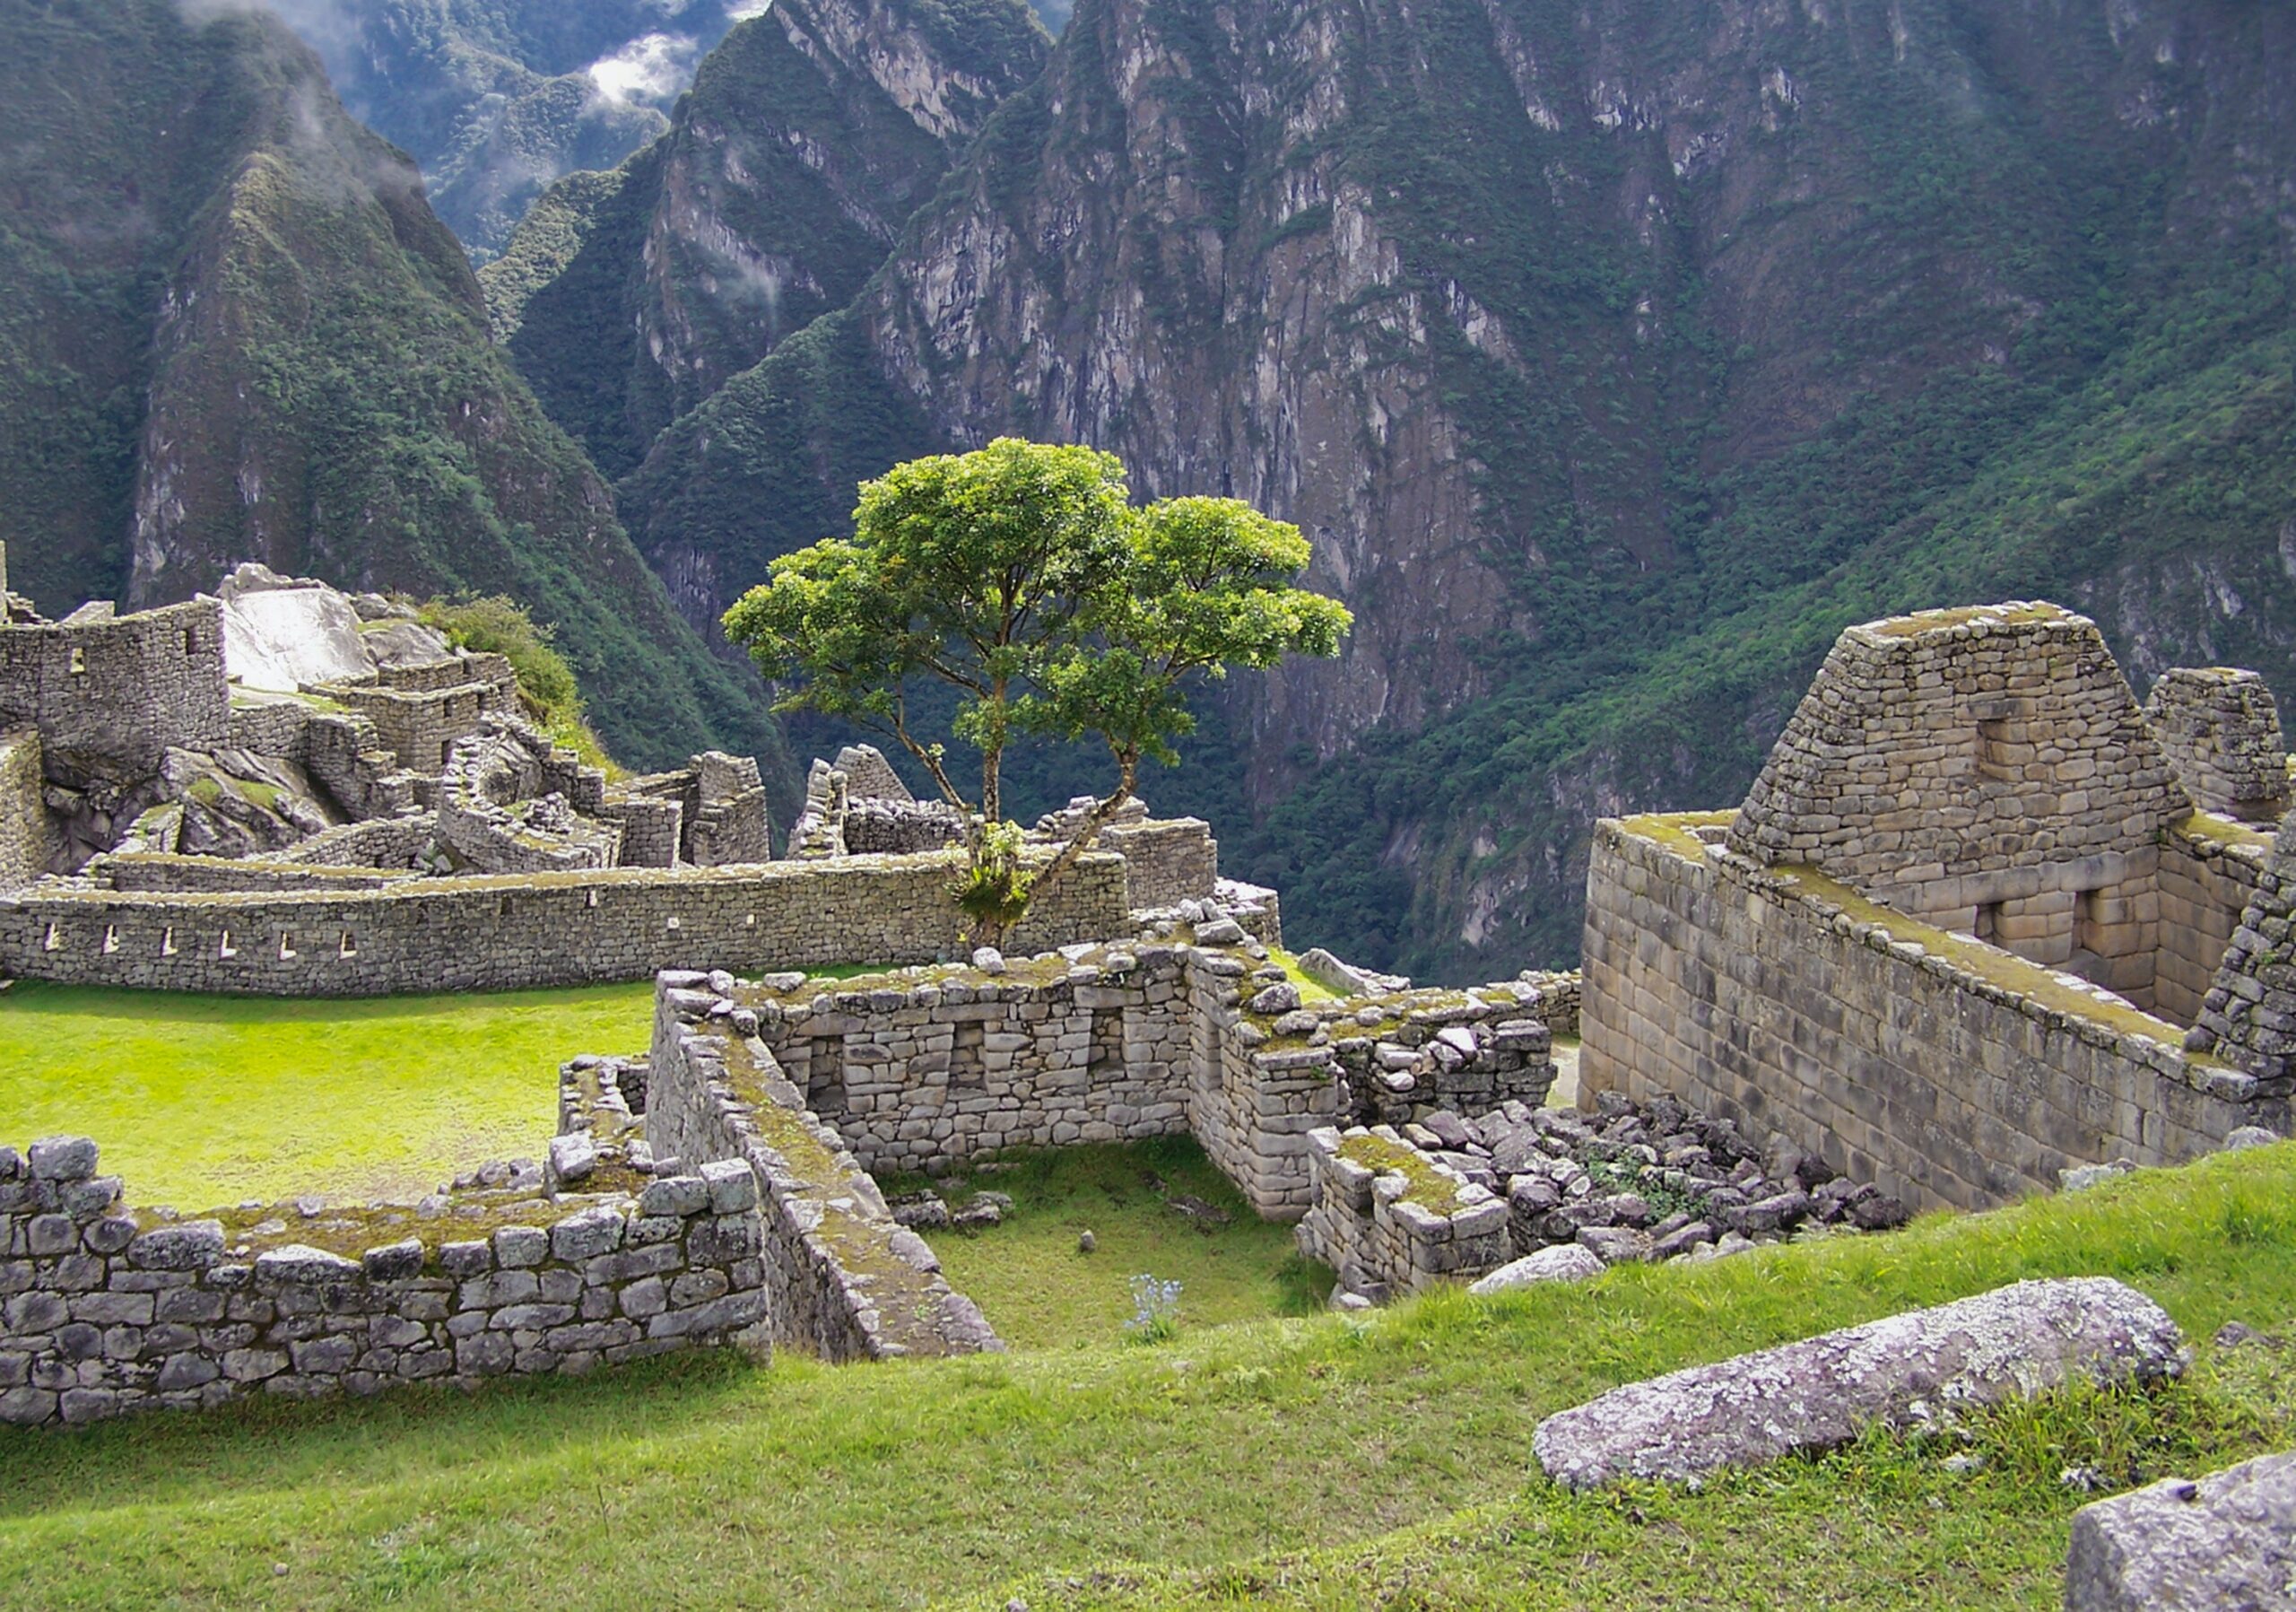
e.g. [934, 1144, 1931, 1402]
[0, 1138, 770, 1430]
[1581, 815, 2282, 1212]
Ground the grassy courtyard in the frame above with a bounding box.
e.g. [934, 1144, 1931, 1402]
[0, 981, 656, 1210]
[900, 1138, 1332, 1350]
[0, 1143, 2288, 1610]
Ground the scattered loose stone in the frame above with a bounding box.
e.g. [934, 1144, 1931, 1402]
[1077, 1231, 1096, 1254]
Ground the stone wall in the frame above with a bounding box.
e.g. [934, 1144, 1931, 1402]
[2144, 667, 2289, 823]
[0, 732, 52, 893]
[1580, 815, 2285, 1213]
[2156, 819, 2273, 1024]
[748, 949, 1198, 1173]
[96, 854, 416, 893]
[0, 599, 228, 787]
[1296, 1126, 1510, 1295]
[0, 1137, 770, 1429]
[1103, 819, 1217, 911]
[697, 942, 1557, 1223]
[326, 677, 505, 775]
[0, 850, 1132, 997]
[647, 985, 1001, 1362]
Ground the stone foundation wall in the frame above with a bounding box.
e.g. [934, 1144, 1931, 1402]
[0, 850, 1130, 997]
[647, 987, 1000, 1362]
[1580, 815, 2283, 1213]
[0, 1138, 770, 1429]
[0, 733, 51, 893]
[260, 818, 438, 869]
[1296, 1126, 1509, 1295]
[710, 945, 1559, 1224]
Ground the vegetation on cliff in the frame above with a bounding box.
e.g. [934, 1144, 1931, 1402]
[576, 0, 2296, 976]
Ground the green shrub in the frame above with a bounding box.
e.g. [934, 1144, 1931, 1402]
[414, 595, 617, 774]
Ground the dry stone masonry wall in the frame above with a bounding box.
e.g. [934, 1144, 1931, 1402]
[0, 1137, 770, 1429]
[0, 850, 1132, 996]
[2144, 667, 2290, 823]
[646, 982, 1002, 1362]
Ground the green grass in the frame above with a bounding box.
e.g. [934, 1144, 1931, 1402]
[904, 1139, 1332, 1350]
[1, 1143, 2291, 1610]
[0, 981, 655, 1210]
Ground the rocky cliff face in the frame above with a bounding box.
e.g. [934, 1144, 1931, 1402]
[0, 0, 791, 781]
[611, 0, 2294, 976]
[485, 0, 1047, 481]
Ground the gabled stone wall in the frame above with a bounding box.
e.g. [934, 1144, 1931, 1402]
[2144, 667, 2289, 823]
[1728, 606, 2190, 1003]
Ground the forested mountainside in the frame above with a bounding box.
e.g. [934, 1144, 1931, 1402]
[256, 0, 750, 259]
[0, 0, 792, 782]
[561, 0, 2294, 980]
[480, 0, 1048, 484]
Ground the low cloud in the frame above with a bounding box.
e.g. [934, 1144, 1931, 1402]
[585, 32, 702, 108]
[726, 0, 774, 17]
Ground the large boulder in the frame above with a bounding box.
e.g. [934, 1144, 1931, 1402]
[216, 566, 376, 693]
[2066, 1451, 2296, 1610]
[1532, 1277, 2184, 1490]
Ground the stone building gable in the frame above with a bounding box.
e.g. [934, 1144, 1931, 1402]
[1727, 603, 2189, 897]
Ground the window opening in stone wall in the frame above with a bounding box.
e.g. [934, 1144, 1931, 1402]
[1974, 902, 2003, 945]
[586, 888, 599, 909]
[160, 926, 177, 956]
[807, 1033, 848, 1118]
[67, 647, 85, 676]
[100, 926, 117, 955]
[950, 1021, 986, 1088]
[278, 931, 297, 962]
[1977, 717, 2016, 782]
[218, 929, 236, 959]
[338, 930, 358, 958]
[41, 923, 60, 953]
[184, 628, 198, 656]
[665, 915, 682, 931]
[1089, 1007, 1125, 1076]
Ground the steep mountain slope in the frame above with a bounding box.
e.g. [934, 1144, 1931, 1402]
[263, 0, 751, 259]
[483, 0, 1048, 484]
[611, 0, 2295, 976]
[0, 0, 793, 781]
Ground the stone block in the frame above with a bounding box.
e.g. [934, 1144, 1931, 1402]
[1534, 1277, 2181, 1489]
[2066, 1450, 2296, 1611]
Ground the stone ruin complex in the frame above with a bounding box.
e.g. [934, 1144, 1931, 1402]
[0, 553, 1225, 992]
[4, 588, 2292, 1451]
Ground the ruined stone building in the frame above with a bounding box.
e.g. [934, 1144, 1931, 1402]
[1582, 603, 2294, 1211]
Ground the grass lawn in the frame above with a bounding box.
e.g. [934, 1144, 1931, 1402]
[1, 1144, 2291, 1610]
[901, 1139, 1332, 1350]
[0, 981, 656, 1210]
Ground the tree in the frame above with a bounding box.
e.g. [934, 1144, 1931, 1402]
[723, 438, 1352, 939]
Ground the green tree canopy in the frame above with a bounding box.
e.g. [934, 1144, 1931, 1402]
[723, 438, 1352, 935]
